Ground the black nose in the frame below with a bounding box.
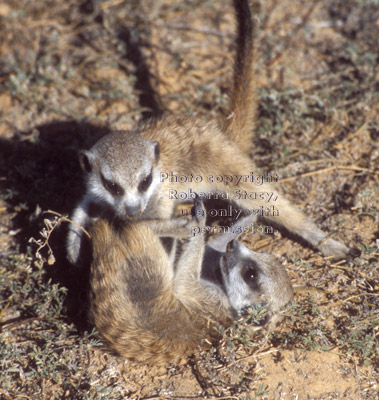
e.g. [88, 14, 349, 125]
[125, 205, 141, 218]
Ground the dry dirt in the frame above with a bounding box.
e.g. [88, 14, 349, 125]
[0, 0, 378, 399]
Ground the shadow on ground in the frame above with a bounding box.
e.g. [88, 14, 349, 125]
[0, 121, 111, 330]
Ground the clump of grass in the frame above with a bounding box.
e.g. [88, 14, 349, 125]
[1, 0, 378, 398]
[190, 305, 279, 398]
[0, 216, 120, 399]
[271, 276, 379, 369]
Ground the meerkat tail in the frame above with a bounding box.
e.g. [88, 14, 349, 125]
[225, 0, 257, 151]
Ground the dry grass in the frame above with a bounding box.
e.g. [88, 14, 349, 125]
[0, 0, 378, 399]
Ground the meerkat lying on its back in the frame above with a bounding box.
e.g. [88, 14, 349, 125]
[67, 0, 351, 265]
[89, 199, 293, 363]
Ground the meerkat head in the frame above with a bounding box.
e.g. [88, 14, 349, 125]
[220, 240, 293, 320]
[79, 131, 161, 219]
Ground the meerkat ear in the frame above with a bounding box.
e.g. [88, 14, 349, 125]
[152, 141, 160, 161]
[79, 150, 94, 173]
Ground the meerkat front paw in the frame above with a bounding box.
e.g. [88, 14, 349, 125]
[168, 196, 207, 237]
[191, 196, 206, 228]
[172, 217, 198, 238]
[66, 227, 82, 265]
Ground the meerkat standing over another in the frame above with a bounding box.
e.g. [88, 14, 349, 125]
[67, 0, 351, 265]
[89, 199, 293, 363]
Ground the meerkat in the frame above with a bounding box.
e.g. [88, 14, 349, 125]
[67, 0, 351, 265]
[89, 199, 293, 363]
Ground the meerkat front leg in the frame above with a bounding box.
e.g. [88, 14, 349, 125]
[172, 196, 234, 322]
[142, 217, 195, 239]
[173, 197, 207, 291]
[66, 196, 92, 265]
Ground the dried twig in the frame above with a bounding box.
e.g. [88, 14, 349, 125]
[29, 210, 90, 266]
[45, 210, 91, 239]
[281, 165, 378, 183]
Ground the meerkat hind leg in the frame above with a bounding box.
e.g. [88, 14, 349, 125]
[206, 163, 350, 259]
[258, 197, 350, 259]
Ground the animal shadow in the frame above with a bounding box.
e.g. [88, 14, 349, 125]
[0, 120, 110, 330]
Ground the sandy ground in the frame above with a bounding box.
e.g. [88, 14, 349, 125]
[0, 0, 378, 399]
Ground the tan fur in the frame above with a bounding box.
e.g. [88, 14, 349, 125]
[67, 0, 350, 266]
[225, 0, 257, 151]
[137, 115, 349, 258]
[89, 218, 231, 363]
[89, 208, 293, 364]
[116, 0, 350, 258]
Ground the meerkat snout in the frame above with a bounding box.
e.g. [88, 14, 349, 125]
[124, 204, 142, 218]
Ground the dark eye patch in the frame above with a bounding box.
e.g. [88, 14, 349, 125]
[101, 174, 124, 196]
[154, 142, 160, 160]
[138, 170, 153, 193]
[241, 262, 260, 290]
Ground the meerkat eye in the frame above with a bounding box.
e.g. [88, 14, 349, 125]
[138, 171, 153, 193]
[101, 175, 123, 196]
[242, 263, 259, 289]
